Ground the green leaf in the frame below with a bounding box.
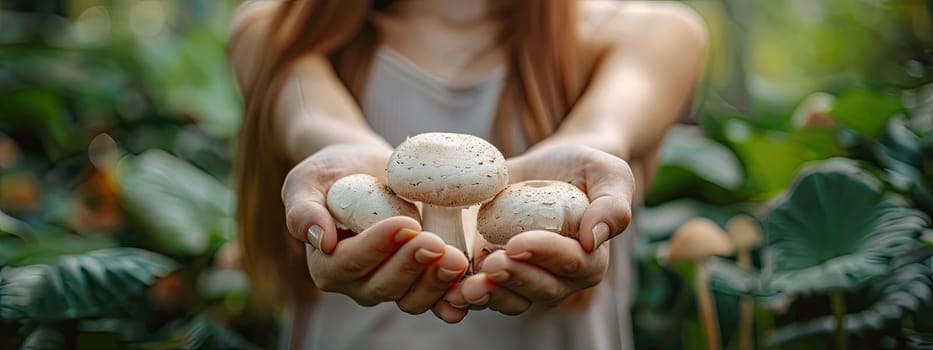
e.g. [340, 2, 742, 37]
[830, 90, 904, 139]
[116, 150, 234, 256]
[763, 158, 929, 296]
[728, 127, 838, 199]
[130, 315, 259, 350]
[0, 248, 177, 322]
[654, 125, 744, 190]
[903, 329, 933, 349]
[875, 118, 933, 216]
[766, 260, 933, 345]
[19, 324, 64, 350]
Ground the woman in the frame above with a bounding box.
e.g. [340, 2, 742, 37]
[230, 0, 706, 349]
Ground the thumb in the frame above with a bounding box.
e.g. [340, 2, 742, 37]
[284, 195, 340, 255]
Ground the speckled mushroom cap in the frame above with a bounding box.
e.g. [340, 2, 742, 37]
[477, 180, 589, 245]
[326, 174, 420, 233]
[386, 132, 508, 208]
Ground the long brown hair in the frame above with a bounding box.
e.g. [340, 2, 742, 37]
[234, 0, 586, 310]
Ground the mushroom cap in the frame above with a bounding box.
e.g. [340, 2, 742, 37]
[326, 174, 420, 233]
[726, 214, 763, 251]
[667, 217, 735, 263]
[386, 132, 508, 208]
[477, 180, 589, 245]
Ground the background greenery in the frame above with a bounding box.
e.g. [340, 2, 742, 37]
[0, 0, 931, 349]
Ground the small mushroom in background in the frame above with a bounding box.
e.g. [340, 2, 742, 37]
[791, 91, 836, 129]
[726, 214, 763, 350]
[668, 218, 736, 350]
[477, 180, 589, 249]
[386, 132, 509, 260]
[326, 174, 420, 233]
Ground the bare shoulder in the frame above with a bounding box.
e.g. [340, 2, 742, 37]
[578, 1, 707, 55]
[229, 0, 281, 40]
[228, 1, 284, 92]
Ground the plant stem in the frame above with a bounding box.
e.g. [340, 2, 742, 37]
[735, 249, 755, 350]
[695, 262, 720, 350]
[831, 292, 846, 350]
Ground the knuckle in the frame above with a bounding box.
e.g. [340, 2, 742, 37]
[313, 278, 338, 293]
[539, 284, 565, 303]
[560, 259, 582, 276]
[284, 206, 307, 235]
[398, 261, 420, 276]
[368, 283, 403, 301]
[338, 258, 366, 276]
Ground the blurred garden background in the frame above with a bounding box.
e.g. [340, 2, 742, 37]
[0, 0, 931, 349]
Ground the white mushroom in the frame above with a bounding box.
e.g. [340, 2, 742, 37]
[477, 180, 589, 246]
[386, 132, 508, 258]
[326, 174, 420, 233]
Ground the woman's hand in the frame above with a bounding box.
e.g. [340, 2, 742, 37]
[443, 144, 634, 316]
[283, 144, 470, 315]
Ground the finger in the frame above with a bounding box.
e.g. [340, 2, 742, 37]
[285, 197, 339, 253]
[431, 299, 468, 324]
[282, 160, 342, 253]
[460, 273, 532, 315]
[504, 231, 608, 281]
[396, 245, 469, 314]
[364, 233, 448, 305]
[309, 216, 421, 284]
[478, 250, 571, 305]
[442, 281, 470, 310]
[578, 152, 634, 252]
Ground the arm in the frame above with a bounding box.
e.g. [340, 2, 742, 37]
[516, 1, 708, 174]
[230, 2, 391, 166]
[229, 2, 470, 320]
[456, 2, 708, 315]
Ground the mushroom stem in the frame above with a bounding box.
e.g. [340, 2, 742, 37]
[736, 250, 754, 350]
[695, 261, 720, 350]
[421, 204, 469, 258]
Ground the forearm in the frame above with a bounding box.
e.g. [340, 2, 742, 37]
[521, 5, 707, 173]
[273, 57, 393, 170]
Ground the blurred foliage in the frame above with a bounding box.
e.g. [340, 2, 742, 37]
[0, 0, 931, 349]
[0, 0, 270, 348]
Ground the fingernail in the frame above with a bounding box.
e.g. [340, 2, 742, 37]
[592, 222, 610, 250]
[507, 251, 532, 261]
[394, 228, 419, 243]
[486, 271, 510, 283]
[414, 248, 443, 264]
[436, 267, 461, 282]
[448, 300, 468, 309]
[307, 225, 323, 249]
[467, 294, 489, 305]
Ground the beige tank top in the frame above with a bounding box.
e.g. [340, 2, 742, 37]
[290, 46, 637, 350]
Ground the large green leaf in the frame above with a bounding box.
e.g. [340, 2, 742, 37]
[19, 324, 64, 350]
[650, 125, 744, 192]
[116, 150, 234, 256]
[875, 118, 933, 216]
[130, 315, 259, 350]
[829, 90, 904, 139]
[0, 248, 177, 322]
[904, 330, 933, 349]
[766, 259, 933, 345]
[763, 159, 929, 296]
